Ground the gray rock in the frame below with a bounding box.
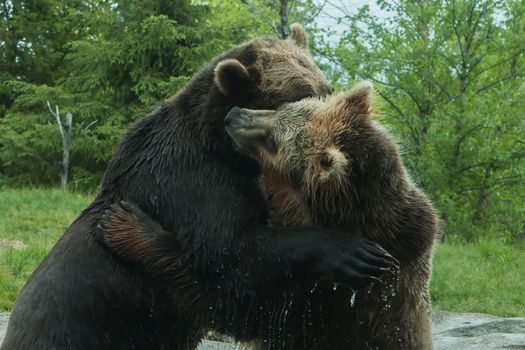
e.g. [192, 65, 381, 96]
[432, 311, 525, 350]
[1, 311, 524, 349]
[0, 313, 8, 346]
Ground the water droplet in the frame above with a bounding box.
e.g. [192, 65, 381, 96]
[350, 291, 357, 307]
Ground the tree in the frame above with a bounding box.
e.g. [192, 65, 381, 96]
[0, 0, 278, 189]
[46, 101, 96, 190]
[314, 0, 525, 241]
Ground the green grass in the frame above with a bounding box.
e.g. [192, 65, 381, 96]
[430, 238, 525, 317]
[0, 188, 524, 316]
[0, 188, 92, 310]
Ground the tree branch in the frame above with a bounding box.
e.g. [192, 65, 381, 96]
[242, 0, 280, 36]
[302, 0, 328, 27]
[453, 123, 483, 160]
[47, 100, 65, 141]
[71, 119, 97, 148]
[376, 90, 407, 120]
[475, 75, 515, 94]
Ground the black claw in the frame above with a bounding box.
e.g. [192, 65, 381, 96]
[373, 243, 391, 255]
[368, 275, 386, 285]
[380, 266, 398, 275]
[369, 245, 399, 265]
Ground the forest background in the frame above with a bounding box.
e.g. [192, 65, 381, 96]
[1, 0, 524, 314]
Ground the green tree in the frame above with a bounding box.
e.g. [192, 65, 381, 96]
[1, 0, 280, 189]
[316, 0, 525, 241]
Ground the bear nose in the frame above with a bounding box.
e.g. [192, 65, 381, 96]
[225, 107, 249, 128]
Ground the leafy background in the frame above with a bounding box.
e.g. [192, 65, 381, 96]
[1, 0, 524, 244]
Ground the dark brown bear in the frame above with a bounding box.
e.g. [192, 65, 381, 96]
[101, 82, 437, 349]
[1, 27, 394, 350]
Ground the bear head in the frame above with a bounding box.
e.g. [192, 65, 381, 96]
[213, 24, 333, 109]
[224, 81, 404, 225]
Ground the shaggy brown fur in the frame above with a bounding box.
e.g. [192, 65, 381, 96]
[3, 25, 396, 350]
[224, 81, 438, 349]
[99, 81, 436, 349]
[100, 203, 185, 275]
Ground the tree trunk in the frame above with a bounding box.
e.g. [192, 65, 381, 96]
[278, 0, 289, 39]
[415, 0, 432, 156]
[60, 113, 72, 191]
[472, 163, 493, 223]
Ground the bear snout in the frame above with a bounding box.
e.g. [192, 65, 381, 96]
[225, 106, 251, 129]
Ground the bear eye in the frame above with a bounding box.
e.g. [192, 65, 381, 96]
[320, 154, 333, 169]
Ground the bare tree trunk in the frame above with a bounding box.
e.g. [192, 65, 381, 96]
[279, 0, 290, 39]
[47, 101, 96, 191]
[60, 113, 72, 191]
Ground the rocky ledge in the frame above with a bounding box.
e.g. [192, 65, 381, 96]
[431, 311, 525, 350]
[1, 311, 524, 349]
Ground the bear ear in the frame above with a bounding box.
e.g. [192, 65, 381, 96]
[214, 59, 251, 96]
[337, 81, 374, 119]
[290, 23, 308, 50]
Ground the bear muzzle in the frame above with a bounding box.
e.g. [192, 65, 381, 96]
[225, 107, 277, 156]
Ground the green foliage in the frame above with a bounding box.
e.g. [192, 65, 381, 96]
[318, 0, 525, 242]
[0, 81, 121, 189]
[1, 0, 523, 242]
[0, 0, 275, 191]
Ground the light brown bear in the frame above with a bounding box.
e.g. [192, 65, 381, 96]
[100, 82, 437, 349]
[224, 81, 438, 349]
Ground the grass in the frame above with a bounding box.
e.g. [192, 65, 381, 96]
[430, 238, 525, 317]
[0, 188, 524, 316]
[0, 188, 92, 310]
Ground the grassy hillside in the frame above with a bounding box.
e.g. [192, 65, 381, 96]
[0, 188, 524, 316]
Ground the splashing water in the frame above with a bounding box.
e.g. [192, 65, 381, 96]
[379, 267, 401, 311]
[310, 282, 319, 294]
[350, 290, 357, 307]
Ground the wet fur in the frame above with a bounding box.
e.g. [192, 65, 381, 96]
[1, 28, 337, 350]
[250, 86, 438, 349]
